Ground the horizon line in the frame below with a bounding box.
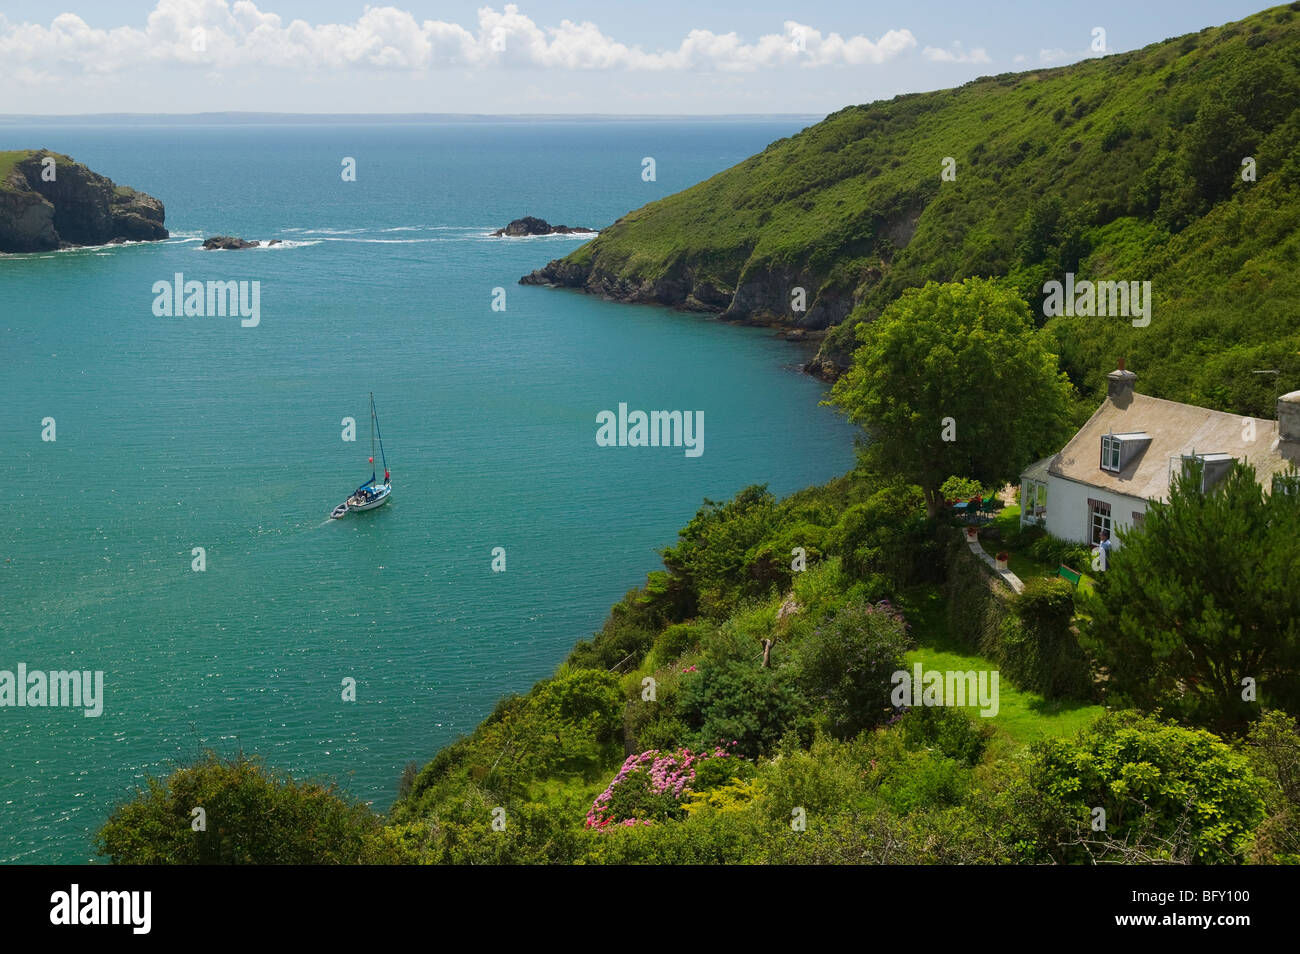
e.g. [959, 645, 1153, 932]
[0, 111, 827, 124]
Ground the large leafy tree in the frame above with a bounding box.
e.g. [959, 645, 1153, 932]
[1082, 462, 1300, 732]
[829, 278, 1074, 516]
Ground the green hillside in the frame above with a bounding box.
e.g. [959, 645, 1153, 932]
[528, 3, 1300, 416]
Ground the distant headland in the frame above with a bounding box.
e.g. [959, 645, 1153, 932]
[0, 149, 168, 253]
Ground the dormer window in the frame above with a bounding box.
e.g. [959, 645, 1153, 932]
[1101, 432, 1151, 473]
[1172, 452, 1235, 492]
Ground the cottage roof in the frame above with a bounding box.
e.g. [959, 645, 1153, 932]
[1046, 392, 1291, 501]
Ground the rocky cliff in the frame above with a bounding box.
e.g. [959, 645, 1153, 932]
[0, 150, 168, 253]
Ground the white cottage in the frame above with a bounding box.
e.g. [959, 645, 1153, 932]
[1020, 361, 1300, 547]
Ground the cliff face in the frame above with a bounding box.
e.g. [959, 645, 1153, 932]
[0, 150, 167, 252]
[521, 249, 860, 330]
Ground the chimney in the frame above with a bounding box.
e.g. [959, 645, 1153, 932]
[1107, 359, 1136, 407]
[1279, 390, 1300, 460]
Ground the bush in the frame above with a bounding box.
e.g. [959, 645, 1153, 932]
[1000, 578, 1093, 699]
[794, 598, 913, 738]
[680, 651, 810, 759]
[1246, 709, 1300, 863]
[900, 704, 993, 766]
[1029, 711, 1268, 864]
[1028, 533, 1092, 572]
[586, 745, 736, 828]
[939, 475, 985, 501]
[97, 751, 389, 864]
[647, 620, 709, 670]
[826, 482, 941, 590]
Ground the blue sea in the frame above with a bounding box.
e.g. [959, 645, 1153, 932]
[0, 119, 857, 863]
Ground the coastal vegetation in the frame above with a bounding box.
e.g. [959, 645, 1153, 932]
[96, 4, 1300, 864]
[523, 3, 1300, 419]
[98, 436, 1300, 863]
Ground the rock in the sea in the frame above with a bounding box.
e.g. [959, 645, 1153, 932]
[0, 150, 167, 253]
[492, 216, 596, 237]
[201, 236, 261, 250]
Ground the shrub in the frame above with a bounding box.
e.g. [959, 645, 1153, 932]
[1000, 577, 1093, 699]
[1028, 533, 1092, 571]
[939, 475, 985, 500]
[826, 483, 940, 589]
[586, 745, 736, 828]
[680, 641, 810, 758]
[1246, 709, 1300, 863]
[1029, 711, 1268, 864]
[97, 751, 389, 864]
[900, 704, 993, 766]
[794, 597, 913, 739]
[647, 620, 709, 670]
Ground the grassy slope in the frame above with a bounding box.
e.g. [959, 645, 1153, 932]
[555, 3, 1300, 416]
[0, 149, 75, 190]
[0, 149, 35, 186]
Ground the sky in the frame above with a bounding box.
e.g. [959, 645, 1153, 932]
[0, 1, 1273, 115]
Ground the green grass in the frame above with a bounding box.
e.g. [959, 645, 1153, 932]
[0, 150, 34, 186]
[898, 584, 1105, 747]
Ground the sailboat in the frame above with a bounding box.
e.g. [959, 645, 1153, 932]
[330, 393, 391, 518]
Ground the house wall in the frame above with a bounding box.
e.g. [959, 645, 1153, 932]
[1045, 475, 1149, 546]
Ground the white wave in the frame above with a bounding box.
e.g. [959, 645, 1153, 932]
[287, 227, 367, 235]
[317, 236, 447, 244]
[485, 230, 600, 240]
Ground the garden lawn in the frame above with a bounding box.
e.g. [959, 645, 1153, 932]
[898, 584, 1105, 747]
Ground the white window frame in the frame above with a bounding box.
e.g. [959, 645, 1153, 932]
[1088, 498, 1112, 545]
[1101, 434, 1122, 472]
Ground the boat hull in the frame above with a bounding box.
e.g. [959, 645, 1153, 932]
[347, 484, 391, 511]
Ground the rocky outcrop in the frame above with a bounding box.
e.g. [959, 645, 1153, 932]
[493, 216, 596, 237]
[521, 254, 862, 333]
[0, 150, 167, 253]
[202, 236, 265, 250]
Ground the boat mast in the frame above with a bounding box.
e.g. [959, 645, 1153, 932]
[373, 392, 388, 481]
[369, 392, 376, 484]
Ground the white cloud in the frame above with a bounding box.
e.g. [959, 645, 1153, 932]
[0, 2, 918, 76]
[921, 41, 991, 65]
[1038, 47, 1070, 64]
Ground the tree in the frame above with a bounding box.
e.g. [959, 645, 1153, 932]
[1182, 97, 1256, 207]
[96, 751, 390, 864]
[828, 278, 1074, 517]
[1081, 461, 1300, 732]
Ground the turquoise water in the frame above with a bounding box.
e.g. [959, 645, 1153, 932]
[0, 121, 857, 863]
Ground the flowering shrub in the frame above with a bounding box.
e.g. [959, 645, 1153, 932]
[586, 744, 735, 829]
